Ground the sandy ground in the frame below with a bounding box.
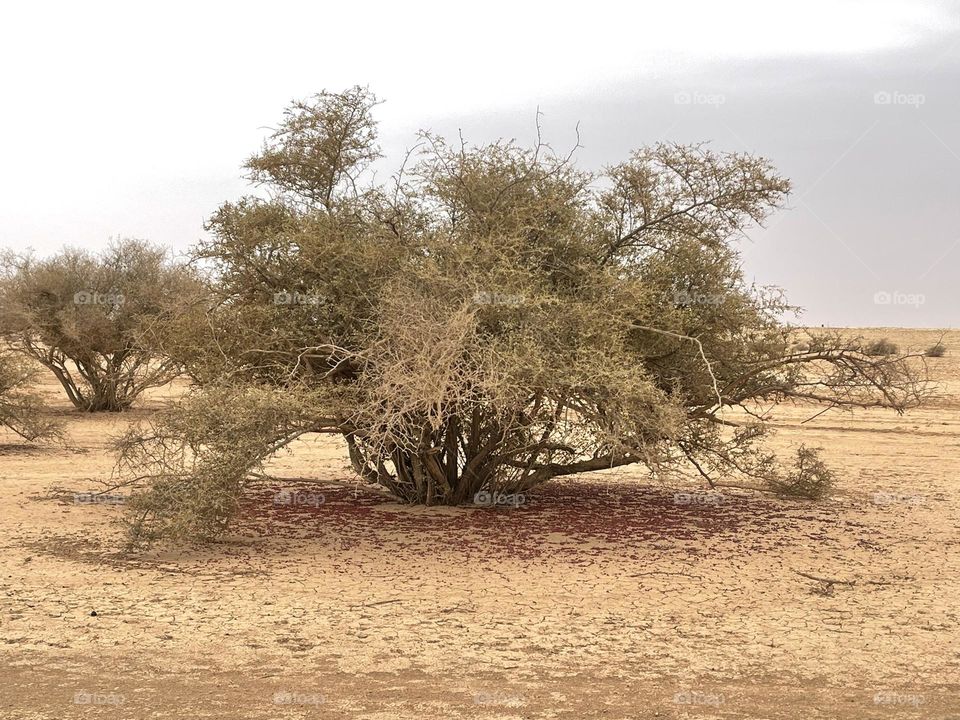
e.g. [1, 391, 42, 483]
[1, 328, 958, 719]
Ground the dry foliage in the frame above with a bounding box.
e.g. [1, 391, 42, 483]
[0, 352, 61, 441]
[112, 88, 928, 541]
[0, 239, 200, 412]
[863, 338, 900, 357]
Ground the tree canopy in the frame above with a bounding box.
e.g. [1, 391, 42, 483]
[115, 87, 926, 541]
[0, 239, 199, 412]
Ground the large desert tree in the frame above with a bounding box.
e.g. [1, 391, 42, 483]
[0, 240, 200, 412]
[116, 87, 926, 540]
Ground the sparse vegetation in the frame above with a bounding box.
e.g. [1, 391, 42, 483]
[4, 6, 957, 717]
[863, 338, 900, 356]
[765, 445, 835, 499]
[0, 352, 61, 441]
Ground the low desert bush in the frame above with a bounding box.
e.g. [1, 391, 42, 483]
[0, 353, 61, 441]
[863, 338, 899, 356]
[765, 446, 835, 499]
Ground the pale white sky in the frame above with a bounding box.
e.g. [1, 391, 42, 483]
[2, 0, 958, 325]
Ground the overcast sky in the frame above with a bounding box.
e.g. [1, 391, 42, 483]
[2, 0, 958, 327]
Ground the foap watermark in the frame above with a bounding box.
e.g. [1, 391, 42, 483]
[673, 492, 725, 506]
[873, 691, 924, 708]
[669, 285, 784, 313]
[272, 691, 325, 706]
[273, 489, 325, 507]
[674, 90, 726, 108]
[473, 690, 522, 706]
[74, 492, 126, 505]
[73, 290, 125, 306]
[671, 289, 724, 306]
[473, 490, 526, 508]
[674, 690, 725, 707]
[273, 291, 322, 306]
[73, 691, 124, 706]
[871, 492, 926, 507]
[873, 290, 925, 308]
[473, 290, 524, 307]
[874, 90, 925, 108]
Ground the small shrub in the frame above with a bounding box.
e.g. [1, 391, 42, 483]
[863, 338, 899, 356]
[766, 446, 835, 499]
[0, 353, 61, 441]
[925, 343, 947, 358]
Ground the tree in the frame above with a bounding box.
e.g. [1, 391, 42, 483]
[0, 352, 61, 441]
[115, 87, 927, 541]
[0, 239, 199, 412]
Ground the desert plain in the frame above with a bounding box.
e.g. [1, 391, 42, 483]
[1, 328, 958, 719]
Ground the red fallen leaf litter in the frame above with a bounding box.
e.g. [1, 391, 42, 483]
[235, 477, 852, 562]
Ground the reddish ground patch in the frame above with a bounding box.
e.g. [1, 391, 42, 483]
[235, 478, 851, 560]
